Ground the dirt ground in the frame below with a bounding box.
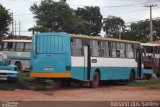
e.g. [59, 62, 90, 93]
[0, 86, 160, 101]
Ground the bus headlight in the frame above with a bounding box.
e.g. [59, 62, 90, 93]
[14, 67, 18, 71]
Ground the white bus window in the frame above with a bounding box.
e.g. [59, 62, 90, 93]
[71, 38, 83, 56]
[24, 43, 31, 52]
[90, 40, 101, 57]
[126, 44, 134, 58]
[101, 41, 109, 57]
[16, 43, 24, 51]
[2, 42, 15, 51]
[117, 43, 125, 58]
[3, 42, 8, 51]
[112, 42, 116, 57]
[9, 42, 16, 51]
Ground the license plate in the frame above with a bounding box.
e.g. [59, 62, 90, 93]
[44, 67, 53, 71]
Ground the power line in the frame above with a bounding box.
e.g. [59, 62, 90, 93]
[69, 1, 160, 8]
[125, 17, 160, 24]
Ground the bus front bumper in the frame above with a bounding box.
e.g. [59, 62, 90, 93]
[30, 72, 71, 78]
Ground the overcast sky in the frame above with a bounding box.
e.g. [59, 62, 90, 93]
[0, 0, 160, 36]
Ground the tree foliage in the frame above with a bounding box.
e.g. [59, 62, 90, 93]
[103, 15, 160, 42]
[29, 0, 91, 35]
[75, 6, 103, 36]
[103, 16, 125, 38]
[0, 4, 11, 40]
[130, 19, 160, 42]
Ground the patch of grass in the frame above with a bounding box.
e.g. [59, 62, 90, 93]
[18, 72, 30, 81]
[33, 85, 47, 91]
[128, 78, 160, 89]
[45, 79, 54, 85]
[0, 73, 55, 91]
[0, 80, 30, 90]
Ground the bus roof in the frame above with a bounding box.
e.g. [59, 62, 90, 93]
[2, 39, 32, 43]
[71, 34, 140, 44]
[141, 43, 160, 47]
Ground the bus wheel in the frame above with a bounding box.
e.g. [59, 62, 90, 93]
[15, 62, 22, 72]
[90, 72, 100, 88]
[129, 71, 135, 82]
[61, 79, 71, 87]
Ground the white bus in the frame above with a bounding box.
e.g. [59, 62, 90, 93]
[1, 39, 31, 71]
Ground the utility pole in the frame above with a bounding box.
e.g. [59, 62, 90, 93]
[19, 20, 20, 36]
[15, 20, 16, 36]
[11, 12, 14, 35]
[145, 4, 157, 42]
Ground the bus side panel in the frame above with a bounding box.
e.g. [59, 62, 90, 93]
[90, 57, 137, 81]
[71, 67, 86, 81]
[89, 67, 133, 81]
[71, 57, 85, 80]
[71, 57, 138, 81]
[70, 67, 136, 81]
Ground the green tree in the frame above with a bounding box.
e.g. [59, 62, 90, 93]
[29, 0, 91, 35]
[130, 19, 160, 42]
[0, 4, 11, 41]
[103, 16, 125, 38]
[75, 6, 103, 36]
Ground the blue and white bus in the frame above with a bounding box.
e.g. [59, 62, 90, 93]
[30, 32, 145, 87]
[1, 39, 31, 71]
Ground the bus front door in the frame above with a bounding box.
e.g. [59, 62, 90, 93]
[83, 45, 91, 80]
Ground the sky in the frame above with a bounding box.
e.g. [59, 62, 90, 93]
[0, 0, 160, 36]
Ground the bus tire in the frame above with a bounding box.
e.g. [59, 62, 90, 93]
[129, 70, 135, 82]
[90, 71, 100, 88]
[15, 62, 22, 72]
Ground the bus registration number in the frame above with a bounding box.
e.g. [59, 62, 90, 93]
[44, 67, 53, 71]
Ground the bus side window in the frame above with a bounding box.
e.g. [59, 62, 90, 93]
[108, 42, 112, 57]
[116, 42, 121, 58]
[117, 43, 125, 58]
[112, 42, 116, 57]
[16, 43, 24, 52]
[121, 43, 126, 58]
[2, 42, 8, 51]
[24, 43, 31, 52]
[126, 43, 134, 59]
[2, 42, 15, 51]
[71, 38, 83, 56]
[101, 41, 109, 57]
[90, 40, 101, 57]
[9, 42, 16, 51]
